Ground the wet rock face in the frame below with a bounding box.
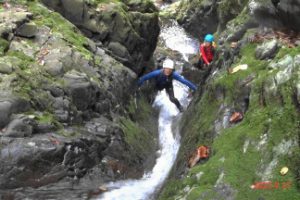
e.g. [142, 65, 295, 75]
[176, 0, 250, 38]
[63, 70, 99, 111]
[0, 97, 30, 129]
[0, 135, 107, 189]
[251, 0, 300, 31]
[177, 0, 219, 38]
[0, 115, 147, 191]
[0, 1, 158, 196]
[41, 0, 160, 74]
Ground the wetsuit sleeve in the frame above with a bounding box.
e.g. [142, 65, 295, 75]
[138, 69, 161, 86]
[173, 72, 197, 91]
[200, 45, 210, 65]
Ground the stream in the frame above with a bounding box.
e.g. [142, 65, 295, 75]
[99, 10, 199, 200]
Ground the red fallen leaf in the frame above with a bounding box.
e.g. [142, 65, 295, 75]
[188, 150, 200, 168]
[230, 112, 243, 123]
[40, 48, 50, 56]
[188, 146, 210, 168]
[251, 181, 272, 190]
[197, 145, 209, 159]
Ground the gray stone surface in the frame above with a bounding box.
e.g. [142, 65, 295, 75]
[255, 39, 279, 60]
[16, 22, 38, 38]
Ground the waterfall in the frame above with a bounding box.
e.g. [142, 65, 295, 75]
[99, 19, 198, 200]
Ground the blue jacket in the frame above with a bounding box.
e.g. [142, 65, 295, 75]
[138, 69, 197, 91]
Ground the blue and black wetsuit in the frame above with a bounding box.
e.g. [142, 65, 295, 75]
[138, 69, 197, 110]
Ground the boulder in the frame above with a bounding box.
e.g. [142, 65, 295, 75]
[46, 85, 65, 97]
[44, 60, 64, 76]
[269, 54, 294, 70]
[177, 0, 219, 38]
[276, 65, 294, 85]
[0, 97, 30, 128]
[63, 70, 99, 111]
[255, 39, 279, 60]
[123, 0, 157, 13]
[41, 0, 160, 74]
[0, 10, 33, 40]
[0, 134, 108, 189]
[16, 22, 38, 38]
[9, 39, 38, 58]
[108, 42, 132, 62]
[3, 115, 35, 137]
[251, 0, 300, 32]
[60, 0, 85, 23]
[0, 60, 13, 74]
[0, 101, 13, 128]
[54, 110, 69, 123]
[176, 0, 249, 38]
[219, 8, 258, 43]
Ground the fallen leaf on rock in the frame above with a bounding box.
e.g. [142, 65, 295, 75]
[228, 64, 248, 74]
[230, 112, 243, 123]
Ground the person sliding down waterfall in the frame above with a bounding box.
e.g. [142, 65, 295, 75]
[138, 59, 197, 112]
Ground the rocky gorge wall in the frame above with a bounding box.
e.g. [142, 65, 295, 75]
[0, 0, 160, 199]
[159, 0, 300, 199]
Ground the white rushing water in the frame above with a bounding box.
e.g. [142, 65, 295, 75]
[99, 20, 198, 200]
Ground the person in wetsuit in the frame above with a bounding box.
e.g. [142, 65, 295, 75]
[197, 34, 216, 69]
[138, 59, 197, 112]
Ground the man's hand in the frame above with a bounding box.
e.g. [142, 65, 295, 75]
[137, 79, 142, 87]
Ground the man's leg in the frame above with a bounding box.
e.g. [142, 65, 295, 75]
[165, 85, 183, 112]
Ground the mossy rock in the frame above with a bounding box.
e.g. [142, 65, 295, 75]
[160, 39, 300, 200]
[0, 38, 9, 56]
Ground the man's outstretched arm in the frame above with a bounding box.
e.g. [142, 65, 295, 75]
[138, 69, 162, 86]
[173, 72, 197, 91]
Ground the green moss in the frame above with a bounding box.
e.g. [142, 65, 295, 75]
[276, 45, 300, 59]
[289, 147, 300, 189]
[36, 112, 54, 123]
[213, 43, 268, 104]
[160, 42, 300, 200]
[161, 86, 300, 200]
[127, 94, 152, 121]
[0, 38, 9, 56]
[89, 0, 120, 5]
[6, 50, 34, 70]
[177, 0, 205, 22]
[94, 55, 102, 66]
[120, 117, 155, 158]
[24, 1, 92, 60]
[58, 129, 80, 137]
[159, 1, 181, 19]
[218, 0, 249, 19]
